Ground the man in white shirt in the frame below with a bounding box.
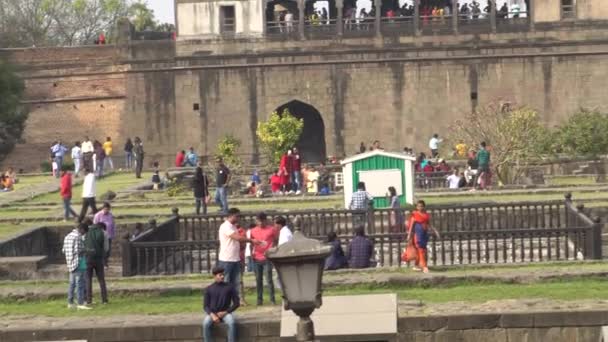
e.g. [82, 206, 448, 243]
[428, 134, 443, 158]
[218, 208, 260, 296]
[446, 170, 461, 190]
[79, 169, 98, 222]
[275, 216, 293, 246]
[274, 216, 292, 289]
[71, 142, 82, 177]
[81, 137, 94, 173]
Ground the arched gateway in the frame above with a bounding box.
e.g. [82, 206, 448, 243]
[276, 100, 327, 163]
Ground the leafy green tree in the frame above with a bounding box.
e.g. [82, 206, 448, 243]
[449, 103, 547, 185]
[555, 109, 608, 157]
[215, 135, 242, 169]
[130, 1, 156, 31]
[257, 109, 304, 165]
[0, 60, 26, 160]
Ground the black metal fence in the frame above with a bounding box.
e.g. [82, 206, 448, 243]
[122, 194, 602, 276]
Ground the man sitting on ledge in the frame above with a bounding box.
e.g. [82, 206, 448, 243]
[203, 266, 240, 342]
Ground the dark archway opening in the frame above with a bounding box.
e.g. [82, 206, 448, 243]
[276, 100, 327, 163]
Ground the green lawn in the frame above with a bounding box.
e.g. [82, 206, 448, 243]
[2, 277, 608, 317]
[0, 175, 52, 197]
[547, 176, 597, 186]
[29, 172, 152, 203]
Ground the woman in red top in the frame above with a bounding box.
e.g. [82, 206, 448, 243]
[60, 170, 78, 221]
[406, 200, 440, 273]
[175, 150, 185, 167]
[279, 151, 291, 194]
[270, 170, 282, 194]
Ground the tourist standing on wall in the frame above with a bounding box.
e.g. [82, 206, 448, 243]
[476, 141, 491, 190]
[81, 137, 94, 172]
[102, 137, 114, 171]
[192, 166, 209, 215]
[428, 134, 443, 158]
[79, 169, 98, 222]
[279, 150, 292, 194]
[124, 138, 134, 170]
[71, 142, 82, 177]
[60, 170, 79, 222]
[51, 140, 68, 178]
[292, 147, 302, 194]
[217, 208, 261, 297]
[93, 202, 116, 265]
[250, 212, 278, 306]
[62, 223, 91, 310]
[84, 222, 109, 304]
[133, 137, 144, 178]
[215, 158, 231, 213]
[203, 266, 240, 342]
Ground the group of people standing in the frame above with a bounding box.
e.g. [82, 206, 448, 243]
[190, 158, 231, 214]
[51, 136, 144, 179]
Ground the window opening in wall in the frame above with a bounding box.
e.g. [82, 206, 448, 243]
[561, 0, 575, 19]
[220, 6, 236, 34]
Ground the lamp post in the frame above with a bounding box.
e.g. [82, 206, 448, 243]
[265, 217, 332, 342]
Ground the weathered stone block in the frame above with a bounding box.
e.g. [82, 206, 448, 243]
[400, 316, 448, 332]
[499, 313, 534, 328]
[446, 313, 501, 330]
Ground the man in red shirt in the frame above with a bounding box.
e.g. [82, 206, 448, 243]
[249, 212, 278, 305]
[175, 150, 185, 167]
[60, 170, 78, 221]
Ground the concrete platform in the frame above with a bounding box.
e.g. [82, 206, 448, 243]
[0, 255, 48, 280]
[280, 294, 398, 341]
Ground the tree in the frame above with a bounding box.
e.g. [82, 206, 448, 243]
[215, 135, 242, 170]
[257, 109, 304, 165]
[130, 1, 156, 31]
[449, 103, 547, 185]
[555, 109, 608, 157]
[0, 0, 136, 47]
[0, 60, 27, 161]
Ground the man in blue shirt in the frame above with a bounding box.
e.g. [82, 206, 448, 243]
[51, 140, 68, 178]
[185, 147, 198, 167]
[203, 266, 240, 342]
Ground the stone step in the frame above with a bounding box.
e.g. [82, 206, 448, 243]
[0, 255, 48, 280]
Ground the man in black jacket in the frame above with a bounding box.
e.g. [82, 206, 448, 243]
[203, 266, 240, 342]
[84, 222, 108, 304]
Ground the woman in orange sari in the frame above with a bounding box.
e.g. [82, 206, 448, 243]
[406, 200, 440, 273]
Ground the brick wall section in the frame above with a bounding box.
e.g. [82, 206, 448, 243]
[0, 310, 606, 341]
[4, 28, 608, 170]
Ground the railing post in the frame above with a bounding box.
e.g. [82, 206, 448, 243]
[592, 216, 603, 260]
[375, 0, 382, 37]
[297, 0, 305, 40]
[452, 0, 458, 34]
[528, 0, 535, 32]
[413, 0, 420, 36]
[367, 203, 375, 235]
[490, 0, 497, 32]
[172, 207, 180, 240]
[336, 0, 344, 37]
[121, 233, 133, 277]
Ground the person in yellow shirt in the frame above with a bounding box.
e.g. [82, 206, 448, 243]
[102, 137, 114, 170]
[455, 141, 467, 158]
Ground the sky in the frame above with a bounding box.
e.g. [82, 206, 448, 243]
[147, 0, 175, 24]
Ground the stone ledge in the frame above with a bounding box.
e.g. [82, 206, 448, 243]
[4, 310, 608, 342]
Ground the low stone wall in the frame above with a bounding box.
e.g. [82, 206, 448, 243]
[1, 310, 606, 342]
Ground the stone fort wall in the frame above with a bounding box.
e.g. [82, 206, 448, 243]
[2, 28, 608, 170]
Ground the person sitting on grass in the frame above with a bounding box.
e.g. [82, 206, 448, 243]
[203, 266, 240, 342]
[0, 174, 14, 192]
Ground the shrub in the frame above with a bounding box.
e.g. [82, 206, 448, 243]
[256, 109, 304, 165]
[555, 109, 608, 157]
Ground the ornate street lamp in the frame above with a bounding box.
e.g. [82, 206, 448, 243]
[265, 217, 332, 342]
